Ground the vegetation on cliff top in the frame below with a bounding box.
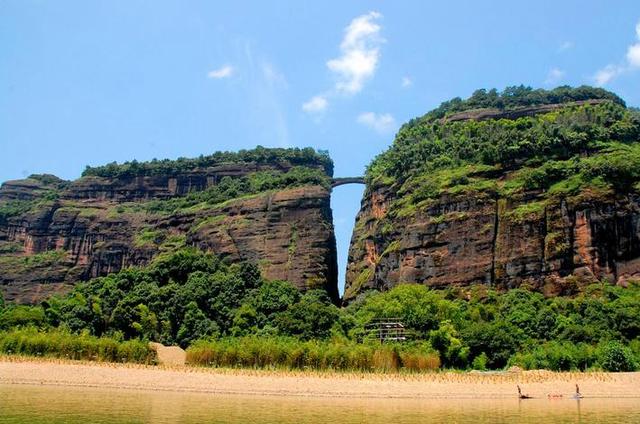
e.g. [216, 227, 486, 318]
[365, 86, 640, 218]
[414, 85, 625, 123]
[81, 146, 334, 178]
[1, 148, 332, 223]
[145, 166, 330, 215]
[1, 249, 639, 372]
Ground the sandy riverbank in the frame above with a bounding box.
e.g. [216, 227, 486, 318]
[1, 356, 639, 399]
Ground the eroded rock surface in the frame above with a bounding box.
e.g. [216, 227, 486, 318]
[0, 165, 337, 303]
[345, 186, 640, 301]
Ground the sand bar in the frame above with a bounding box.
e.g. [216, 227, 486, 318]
[1, 356, 639, 399]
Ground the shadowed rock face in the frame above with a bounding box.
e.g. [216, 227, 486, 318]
[344, 186, 640, 302]
[0, 165, 338, 304]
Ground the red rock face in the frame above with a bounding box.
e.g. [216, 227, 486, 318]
[344, 186, 640, 301]
[0, 169, 337, 304]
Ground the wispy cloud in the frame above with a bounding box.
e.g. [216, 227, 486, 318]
[357, 112, 396, 134]
[242, 43, 290, 147]
[262, 62, 288, 87]
[302, 95, 328, 113]
[207, 65, 234, 79]
[595, 65, 623, 86]
[558, 41, 573, 53]
[401, 76, 412, 88]
[544, 68, 565, 85]
[302, 11, 384, 116]
[593, 19, 640, 85]
[327, 11, 384, 94]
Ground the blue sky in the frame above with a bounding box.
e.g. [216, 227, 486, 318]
[1, 1, 639, 293]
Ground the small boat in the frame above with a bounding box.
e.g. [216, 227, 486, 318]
[517, 385, 532, 399]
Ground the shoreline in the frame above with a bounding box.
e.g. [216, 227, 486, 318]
[1, 356, 639, 399]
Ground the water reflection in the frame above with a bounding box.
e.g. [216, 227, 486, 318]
[1, 384, 638, 424]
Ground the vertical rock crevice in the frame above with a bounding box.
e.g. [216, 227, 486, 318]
[489, 197, 500, 285]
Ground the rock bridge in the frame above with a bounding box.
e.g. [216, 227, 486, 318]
[331, 177, 365, 188]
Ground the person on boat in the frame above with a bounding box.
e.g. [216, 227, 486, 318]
[517, 385, 531, 399]
[573, 384, 583, 399]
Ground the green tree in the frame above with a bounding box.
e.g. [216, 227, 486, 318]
[274, 291, 340, 340]
[0, 305, 46, 329]
[429, 321, 469, 368]
[249, 280, 300, 327]
[131, 304, 159, 340]
[599, 341, 638, 372]
[176, 302, 219, 348]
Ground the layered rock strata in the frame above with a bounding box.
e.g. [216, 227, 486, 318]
[0, 166, 337, 303]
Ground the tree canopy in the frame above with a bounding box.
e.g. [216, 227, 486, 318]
[82, 146, 334, 179]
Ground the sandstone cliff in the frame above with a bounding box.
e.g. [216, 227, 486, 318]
[345, 88, 640, 301]
[0, 149, 338, 303]
[345, 185, 640, 300]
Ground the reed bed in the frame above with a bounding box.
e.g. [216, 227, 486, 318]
[0, 328, 156, 364]
[186, 337, 441, 372]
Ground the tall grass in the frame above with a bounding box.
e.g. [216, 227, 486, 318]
[0, 328, 156, 364]
[186, 337, 441, 372]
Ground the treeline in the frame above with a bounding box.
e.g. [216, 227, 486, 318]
[1, 249, 638, 372]
[0, 249, 340, 348]
[82, 146, 334, 179]
[417, 85, 625, 122]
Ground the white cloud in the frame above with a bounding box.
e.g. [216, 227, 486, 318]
[558, 41, 573, 52]
[302, 95, 328, 113]
[401, 76, 412, 88]
[593, 19, 640, 85]
[326, 11, 383, 94]
[207, 65, 234, 79]
[357, 112, 396, 134]
[627, 43, 640, 67]
[595, 64, 623, 86]
[544, 68, 565, 85]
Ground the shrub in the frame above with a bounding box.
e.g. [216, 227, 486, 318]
[0, 328, 155, 364]
[186, 337, 440, 372]
[472, 352, 488, 370]
[0, 306, 46, 329]
[598, 341, 638, 372]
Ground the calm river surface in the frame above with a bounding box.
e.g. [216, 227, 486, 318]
[1, 384, 639, 423]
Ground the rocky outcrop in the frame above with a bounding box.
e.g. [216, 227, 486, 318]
[150, 185, 338, 301]
[0, 165, 337, 304]
[441, 99, 607, 123]
[344, 184, 640, 302]
[63, 163, 308, 202]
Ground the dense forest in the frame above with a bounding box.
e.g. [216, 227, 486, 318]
[1, 248, 638, 372]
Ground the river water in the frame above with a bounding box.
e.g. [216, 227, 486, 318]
[0, 384, 639, 423]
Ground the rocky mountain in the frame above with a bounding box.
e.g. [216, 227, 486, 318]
[0, 147, 338, 303]
[4, 86, 640, 307]
[345, 86, 640, 301]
